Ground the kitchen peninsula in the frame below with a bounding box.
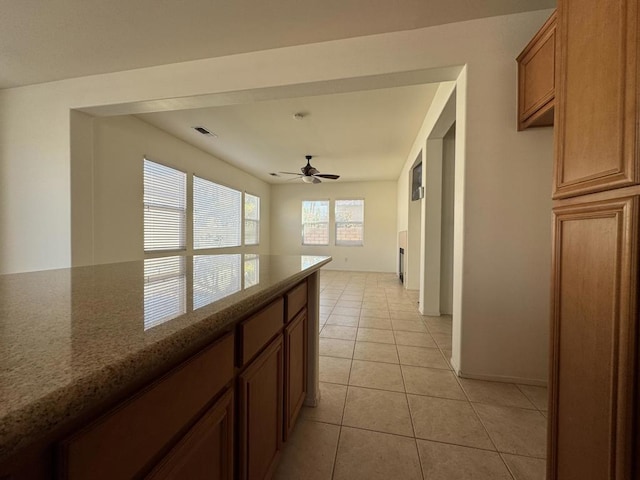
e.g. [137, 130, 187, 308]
[0, 253, 331, 479]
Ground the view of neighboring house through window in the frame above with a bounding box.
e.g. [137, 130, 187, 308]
[143, 159, 187, 252]
[244, 193, 260, 245]
[335, 199, 365, 246]
[302, 200, 330, 245]
[193, 176, 242, 249]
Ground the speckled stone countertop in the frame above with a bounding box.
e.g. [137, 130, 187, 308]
[0, 253, 330, 463]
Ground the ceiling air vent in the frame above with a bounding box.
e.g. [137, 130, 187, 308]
[192, 126, 217, 137]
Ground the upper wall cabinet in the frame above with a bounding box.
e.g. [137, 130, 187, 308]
[553, 0, 639, 199]
[517, 11, 557, 131]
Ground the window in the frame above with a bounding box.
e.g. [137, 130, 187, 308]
[193, 176, 242, 249]
[143, 159, 186, 251]
[302, 200, 329, 245]
[244, 193, 260, 245]
[335, 199, 364, 246]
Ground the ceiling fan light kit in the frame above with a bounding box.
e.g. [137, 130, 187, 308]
[278, 155, 340, 184]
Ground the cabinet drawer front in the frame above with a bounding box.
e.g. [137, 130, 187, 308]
[59, 333, 234, 480]
[240, 298, 284, 365]
[285, 281, 307, 323]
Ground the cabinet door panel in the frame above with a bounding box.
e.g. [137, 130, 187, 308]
[554, 0, 639, 198]
[284, 310, 307, 440]
[146, 389, 233, 480]
[238, 335, 284, 480]
[549, 197, 638, 479]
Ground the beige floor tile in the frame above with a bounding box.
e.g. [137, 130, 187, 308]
[408, 395, 494, 449]
[319, 305, 334, 316]
[320, 325, 358, 341]
[474, 404, 547, 458]
[502, 453, 547, 480]
[402, 365, 466, 400]
[332, 306, 361, 317]
[301, 382, 347, 425]
[319, 356, 352, 385]
[342, 386, 413, 436]
[339, 294, 364, 302]
[389, 310, 423, 321]
[424, 316, 453, 334]
[460, 378, 536, 409]
[441, 348, 453, 368]
[274, 420, 340, 480]
[353, 341, 399, 364]
[394, 330, 437, 348]
[325, 314, 359, 327]
[333, 427, 422, 480]
[388, 301, 417, 311]
[349, 360, 405, 392]
[417, 440, 513, 480]
[356, 327, 395, 344]
[517, 384, 548, 411]
[319, 298, 337, 307]
[360, 308, 390, 319]
[397, 345, 449, 369]
[391, 318, 427, 332]
[361, 301, 387, 310]
[430, 331, 452, 349]
[358, 316, 392, 330]
[319, 338, 355, 359]
[335, 300, 362, 309]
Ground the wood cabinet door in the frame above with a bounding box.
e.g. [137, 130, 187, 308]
[238, 335, 284, 480]
[548, 196, 638, 480]
[145, 389, 234, 480]
[284, 309, 308, 440]
[553, 0, 639, 198]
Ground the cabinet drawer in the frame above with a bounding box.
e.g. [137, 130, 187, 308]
[285, 281, 307, 323]
[240, 298, 284, 366]
[58, 332, 234, 480]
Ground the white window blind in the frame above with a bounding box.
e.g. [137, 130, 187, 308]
[244, 193, 260, 245]
[302, 200, 330, 245]
[193, 254, 242, 309]
[335, 199, 364, 246]
[143, 159, 186, 252]
[143, 256, 186, 330]
[194, 176, 242, 249]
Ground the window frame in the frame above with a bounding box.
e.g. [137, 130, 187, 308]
[301, 199, 330, 246]
[244, 192, 261, 246]
[335, 198, 365, 247]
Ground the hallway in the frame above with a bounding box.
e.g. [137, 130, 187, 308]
[275, 270, 547, 479]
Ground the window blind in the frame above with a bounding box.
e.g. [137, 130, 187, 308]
[335, 199, 364, 246]
[302, 200, 329, 245]
[244, 193, 260, 245]
[193, 254, 242, 309]
[143, 256, 186, 330]
[194, 176, 242, 249]
[143, 159, 186, 251]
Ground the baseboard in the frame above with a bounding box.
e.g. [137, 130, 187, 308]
[457, 370, 547, 387]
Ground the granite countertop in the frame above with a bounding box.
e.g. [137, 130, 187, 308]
[0, 253, 331, 463]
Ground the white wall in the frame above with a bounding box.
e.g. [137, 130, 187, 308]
[270, 181, 396, 272]
[89, 115, 270, 264]
[440, 124, 455, 315]
[0, 9, 553, 383]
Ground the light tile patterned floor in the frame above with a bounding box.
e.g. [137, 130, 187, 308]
[275, 270, 548, 480]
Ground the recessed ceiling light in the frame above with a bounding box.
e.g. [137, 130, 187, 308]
[192, 126, 218, 138]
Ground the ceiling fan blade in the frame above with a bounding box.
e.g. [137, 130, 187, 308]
[314, 174, 340, 180]
[279, 171, 303, 176]
[312, 177, 321, 184]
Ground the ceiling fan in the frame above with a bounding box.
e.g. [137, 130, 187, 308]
[279, 155, 340, 184]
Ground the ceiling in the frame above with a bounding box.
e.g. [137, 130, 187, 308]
[137, 83, 440, 183]
[2, 0, 554, 184]
[1, 0, 555, 89]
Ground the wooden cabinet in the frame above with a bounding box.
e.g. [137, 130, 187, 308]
[146, 389, 234, 480]
[59, 333, 234, 480]
[284, 309, 307, 440]
[238, 335, 284, 480]
[553, 0, 639, 198]
[517, 10, 557, 130]
[548, 195, 638, 479]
